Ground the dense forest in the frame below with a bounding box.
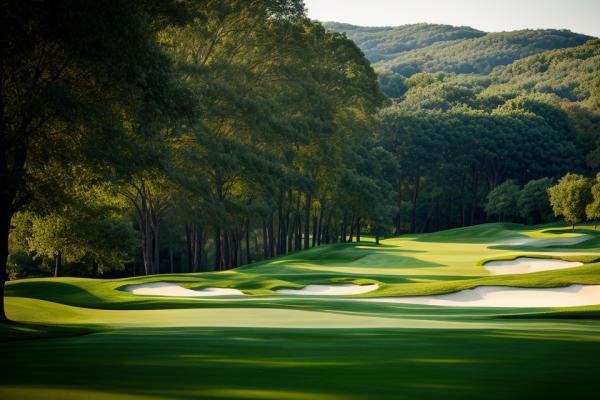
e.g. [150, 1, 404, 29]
[3, 1, 600, 322]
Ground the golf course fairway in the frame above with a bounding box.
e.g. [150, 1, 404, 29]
[2, 222, 600, 400]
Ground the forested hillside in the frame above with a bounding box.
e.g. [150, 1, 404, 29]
[324, 22, 594, 77]
[318, 21, 600, 236]
[321, 22, 487, 63]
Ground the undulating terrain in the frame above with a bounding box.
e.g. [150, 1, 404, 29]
[3, 222, 600, 400]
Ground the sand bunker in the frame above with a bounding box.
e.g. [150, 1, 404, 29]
[506, 235, 590, 247]
[277, 284, 379, 296]
[359, 285, 600, 308]
[122, 282, 244, 297]
[484, 257, 583, 275]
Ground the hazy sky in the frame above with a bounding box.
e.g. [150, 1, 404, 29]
[304, 0, 600, 37]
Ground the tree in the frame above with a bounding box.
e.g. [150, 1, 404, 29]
[548, 173, 594, 228]
[518, 177, 555, 224]
[586, 173, 600, 229]
[1, 0, 191, 322]
[485, 180, 520, 221]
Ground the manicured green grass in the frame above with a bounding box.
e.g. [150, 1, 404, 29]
[3, 221, 600, 399]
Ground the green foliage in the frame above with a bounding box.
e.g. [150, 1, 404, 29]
[485, 180, 520, 220]
[548, 173, 594, 227]
[518, 177, 555, 224]
[585, 173, 600, 226]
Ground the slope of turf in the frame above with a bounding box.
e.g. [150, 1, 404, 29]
[3, 221, 600, 399]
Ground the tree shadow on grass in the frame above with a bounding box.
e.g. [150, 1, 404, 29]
[2, 327, 600, 400]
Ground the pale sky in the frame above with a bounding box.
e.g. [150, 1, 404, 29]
[304, 0, 600, 37]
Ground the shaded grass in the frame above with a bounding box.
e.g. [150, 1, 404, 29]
[0, 321, 94, 343]
[2, 326, 600, 400]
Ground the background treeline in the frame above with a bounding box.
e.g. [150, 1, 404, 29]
[3, 3, 600, 292]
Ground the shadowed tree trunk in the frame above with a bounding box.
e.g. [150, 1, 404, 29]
[304, 193, 311, 250]
[356, 218, 362, 242]
[348, 213, 356, 243]
[54, 251, 62, 277]
[419, 200, 440, 234]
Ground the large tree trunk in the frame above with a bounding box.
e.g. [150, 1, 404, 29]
[92, 260, 99, 277]
[356, 218, 362, 242]
[410, 176, 420, 234]
[54, 251, 62, 277]
[348, 213, 356, 243]
[170, 248, 173, 274]
[419, 200, 440, 233]
[304, 193, 311, 250]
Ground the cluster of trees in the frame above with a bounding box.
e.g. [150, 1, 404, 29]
[3, 0, 399, 322]
[375, 77, 584, 233]
[547, 173, 600, 229]
[485, 178, 555, 224]
[483, 172, 600, 230]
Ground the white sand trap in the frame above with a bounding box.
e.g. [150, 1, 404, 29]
[277, 284, 379, 296]
[506, 235, 590, 247]
[360, 285, 600, 308]
[484, 257, 583, 275]
[122, 282, 244, 297]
